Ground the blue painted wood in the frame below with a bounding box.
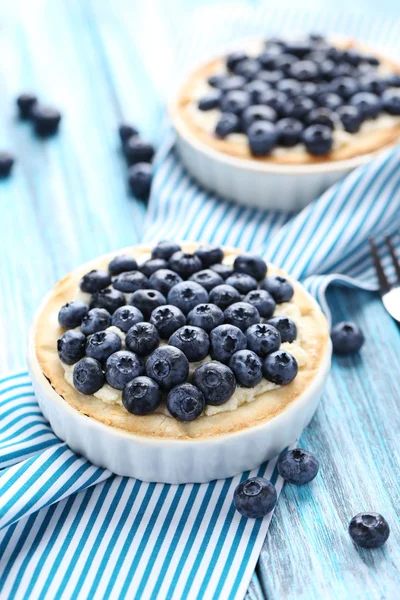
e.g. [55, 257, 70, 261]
[0, 1, 399, 599]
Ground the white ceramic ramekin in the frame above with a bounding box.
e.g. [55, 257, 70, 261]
[27, 328, 331, 484]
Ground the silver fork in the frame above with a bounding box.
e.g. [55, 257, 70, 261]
[370, 235, 400, 323]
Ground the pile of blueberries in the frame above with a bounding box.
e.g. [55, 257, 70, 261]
[198, 33, 400, 156]
[118, 124, 154, 202]
[57, 240, 300, 422]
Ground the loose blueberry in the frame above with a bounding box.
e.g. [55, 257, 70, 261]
[85, 330, 122, 362]
[244, 79, 271, 103]
[210, 324, 247, 363]
[108, 254, 138, 275]
[124, 137, 154, 165]
[276, 78, 302, 97]
[234, 477, 277, 519]
[260, 275, 294, 303]
[210, 263, 234, 279]
[274, 54, 297, 74]
[247, 121, 278, 156]
[112, 305, 144, 332]
[220, 90, 251, 115]
[349, 92, 382, 118]
[118, 123, 139, 143]
[167, 281, 209, 315]
[317, 92, 342, 110]
[224, 301, 260, 332]
[329, 76, 359, 99]
[112, 270, 149, 293]
[198, 90, 222, 111]
[128, 163, 152, 201]
[122, 376, 162, 415]
[209, 284, 241, 310]
[16, 93, 37, 119]
[336, 105, 363, 133]
[73, 357, 105, 394]
[166, 383, 205, 421]
[80, 269, 111, 293]
[246, 323, 281, 357]
[189, 269, 224, 291]
[382, 90, 400, 115]
[90, 287, 126, 314]
[349, 513, 390, 549]
[244, 289, 275, 318]
[226, 51, 248, 72]
[187, 303, 224, 333]
[125, 322, 160, 356]
[262, 350, 298, 384]
[57, 330, 86, 365]
[149, 269, 183, 298]
[266, 316, 297, 342]
[193, 361, 236, 405]
[194, 244, 224, 267]
[257, 89, 288, 114]
[225, 273, 258, 295]
[277, 448, 319, 484]
[306, 107, 336, 129]
[31, 104, 62, 136]
[359, 75, 387, 95]
[140, 258, 169, 277]
[218, 75, 247, 92]
[241, 105, 277, 132]
[234, 58, 261, 80]
[229, 349, 262, 387]
[58, 300, 89, 329]
[284, 40, 313, 58]
[330, 321, 365, 354]
[169, 325, 210, 361]
[257, 69, 284, 86]
[146, 345, 189, 390]
[81, 308, 111, 335]
[386, 74, 400, 87]
[276, 118, 303, 147]
[302, 124, 333, 155]
[105, 350, 144, 389]
[0, 152, 15, 178]
[289, 60, 319, 81]
[129, 289, 166, 319]
[283, 97, 315, 120]
[168, 252, 203, 279]
[150, 305, 186, 338]
[152, 241, 182, 260]
[233, 253, 267, 281]
[215, 113, 240, 139]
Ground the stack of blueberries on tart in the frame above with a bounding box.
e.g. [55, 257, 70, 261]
[57, 241, 300, 422]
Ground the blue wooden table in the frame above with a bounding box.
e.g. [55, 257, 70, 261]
[0, 1, 399, 598]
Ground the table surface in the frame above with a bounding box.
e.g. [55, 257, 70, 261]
[0, 1, 399, 599]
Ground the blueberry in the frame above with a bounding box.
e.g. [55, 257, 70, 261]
[283, 97, 316, 120]
[319, 58, 336, 80]
[58, 300, 89, 329]
[168, 252, 203, 279]
[234, 58, 261, 80]
[128, 163, 152, 201]
[262, 350, 298, 384]
[246, 323, 281, 357]
[108, 254, 138, 275]
[274, 54, 297, 74]
[244, 79, 271, 103]
[363, 55, 380, 66]
[284, 41, 312, 58]
[194, 244, 224, 267]
[112, 305, 144, 332]
[149, 269, 183, 296]
[31, 105, 62, 136]
[218, 75, 247, 92]
[140, 258, 168, 277]
[146, 345, 189, 390]
[359, 75, 387, 95]
[150, 305, 186, 338]
[386, 74, 400, 87]
[241, 105, 277, 131]
[85, 330, 122, 362]
[73, 357, 105, 395]
[215, 109, 240, 136]
[224, 301, 260, 332]
[198, 90, 222, 111]
[276, 118, 303, 147]
[126, 322, 160, 356]
[382, 90, 400, 115]
[90, 287, 126, 314]
[112, 270, 149, 293]
[129, 289, 166, 319]
[225, 273, 258, 295]
[16, 93, 37, 119]
[302, 124, 333, 155]
[336, 105, 362, 133]
[210, 324, 247, 363]
[349, 513, 390, 549]
[233, 253, 267, 281]
[0, 152, 15, 178]
[229, 349, 262, 387]
[57, 330, 86, 365]
[208, 74, 228, 88]
[167, 281, 209, 315]
[260, 275, 294, 303]
[220, 90, 251, 115]
[124, 137, 154, 165]
[276, 78, 302, 97]
[342, 49, 362, 67]
[118, 123, 139, 143]
[193, 361, 236, 405]
[257, 69, 284, 86]
[330, 321, 364, 354]
[187, 303, 224, 332]
[122, 376, 162, 415]
[80, 270, 111, 293]
[277, 448, 319, 484]
[209, 284, 241, 309]
[105, 350, 144, 389]
[244, 290, 275, 318]
[81, 308, 111, 335]
[152, 241, 182, 260]
[234, 477, 277, 519]
[289, 60, 319, 81]
[247, 121, 278, 156]
[349, 92, 382, 118]
[226, 51, 248, 71]
[169, 325, 210, 361]
[189, 269, 224, 291]
[210, 263, 234, 279]
[306, 107, 336, 129]
[329, 76, 359, 98]
[257, 89, 288, 114]
[317, 92, 342, 110]
[266, 316, 297, 342]
[166, 383, 205, 421]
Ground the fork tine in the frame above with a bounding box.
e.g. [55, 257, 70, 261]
[369, 238, 391, 294]
[386, 235, 400, 284]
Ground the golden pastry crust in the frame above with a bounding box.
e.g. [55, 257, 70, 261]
[35, 242, 330, 440]
[172, 38, 400, 165]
